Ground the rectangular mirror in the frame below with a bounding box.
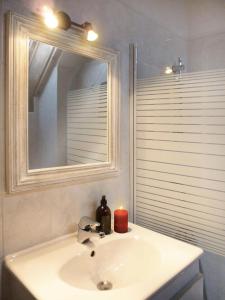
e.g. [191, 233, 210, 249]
[6, 12, 119, 193]
[28, 39, 108, 169]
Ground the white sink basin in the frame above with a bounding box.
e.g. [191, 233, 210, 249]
[60, 237, 161, 290]
[5, 223, 203, 300]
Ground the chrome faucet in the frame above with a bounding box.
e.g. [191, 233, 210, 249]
[77, 216, 105, 244]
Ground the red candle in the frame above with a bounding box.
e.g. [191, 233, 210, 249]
[114, 208, 128, 233]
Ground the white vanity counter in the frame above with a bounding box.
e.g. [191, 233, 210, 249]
[5, 223, 203, 300]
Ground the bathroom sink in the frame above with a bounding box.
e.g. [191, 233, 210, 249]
[59, 237, 161, 290]
[5, 223, 203, 300]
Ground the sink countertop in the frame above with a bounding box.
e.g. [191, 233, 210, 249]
[5, 222, 203, 300]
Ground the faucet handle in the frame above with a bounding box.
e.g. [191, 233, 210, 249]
[78, 216, 100, 231]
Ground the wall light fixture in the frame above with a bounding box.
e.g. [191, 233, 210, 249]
[42, 6, 98, 42]
[164, 57, 185, 75]
[164, 66, 173, 75]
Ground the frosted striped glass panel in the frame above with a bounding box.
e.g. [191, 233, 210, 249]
[135, 69, 225, 256]
[66, 85, 108, 165]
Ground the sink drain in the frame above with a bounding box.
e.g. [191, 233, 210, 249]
[97, 280, 113, 291]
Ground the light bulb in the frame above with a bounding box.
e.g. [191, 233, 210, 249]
[165, 66, 173, 75]
[43, 6, 58, 29]
[87, 30, 98, 41]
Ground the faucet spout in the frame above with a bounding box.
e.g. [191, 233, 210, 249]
[77, 216, 105, 244]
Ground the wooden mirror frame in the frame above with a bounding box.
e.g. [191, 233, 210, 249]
[6, 11, 120, 193]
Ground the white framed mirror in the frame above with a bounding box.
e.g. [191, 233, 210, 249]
[6, 12, 120, 193]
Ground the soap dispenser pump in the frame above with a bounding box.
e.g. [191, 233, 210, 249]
[96, 195, 111, 235]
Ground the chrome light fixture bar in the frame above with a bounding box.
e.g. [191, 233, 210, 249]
[42, 6, 98, 42]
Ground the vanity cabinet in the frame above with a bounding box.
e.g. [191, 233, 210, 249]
[178, 276, 203, 300]
[151, 260, 204, 300]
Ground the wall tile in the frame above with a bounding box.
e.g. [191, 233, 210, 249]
[1, 154, 130, 255]
[3, 179, 127, 255]
[3, 192, 53, 254]
[49, 183, 100, 237]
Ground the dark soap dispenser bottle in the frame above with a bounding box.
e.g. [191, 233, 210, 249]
[96, 195, 111, 235]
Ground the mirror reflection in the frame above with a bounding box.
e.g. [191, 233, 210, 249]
[28, 39, 108, 170]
